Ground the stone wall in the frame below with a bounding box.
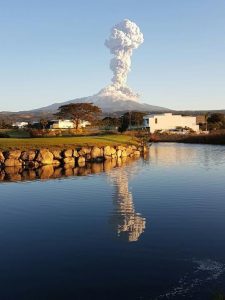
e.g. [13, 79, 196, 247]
[0, 145, 147, 170]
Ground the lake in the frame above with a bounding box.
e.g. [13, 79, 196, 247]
[0, 143, 225, 299]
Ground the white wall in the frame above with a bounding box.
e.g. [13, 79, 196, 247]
[51, 120, 90, 129]
[143, 113, 199, 133]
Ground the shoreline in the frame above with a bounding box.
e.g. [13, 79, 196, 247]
[149, 132, 225, 146]
[0, 144, 147, 171]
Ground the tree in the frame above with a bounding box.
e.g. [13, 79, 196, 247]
[55, 103, 102, 130]
[118, 111, 146, 132]
[208, 113, 225, 124]
[101, 117, 120, 129]
[207, 113, 225, 130]
[40, 119, 49, 129]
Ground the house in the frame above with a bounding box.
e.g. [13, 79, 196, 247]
[50, 119, 90, 129]
[12, 121, 29, 128]
[143, 113, 199, 133]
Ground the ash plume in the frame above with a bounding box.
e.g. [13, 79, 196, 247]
[97, 19, 144, 102]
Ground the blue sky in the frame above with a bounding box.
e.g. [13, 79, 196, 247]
[0, 0, 225, 111]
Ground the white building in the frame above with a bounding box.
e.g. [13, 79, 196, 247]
[50, 119, 90, 129]
[12, 121, 29, 128]
[143, 113, 199, 133]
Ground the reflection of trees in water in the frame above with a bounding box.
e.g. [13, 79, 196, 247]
[109, 166, 146, 242]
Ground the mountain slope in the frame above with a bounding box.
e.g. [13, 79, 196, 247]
[33, 96, 169, 113]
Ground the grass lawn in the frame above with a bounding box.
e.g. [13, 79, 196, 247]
[0, 134, 139, 151]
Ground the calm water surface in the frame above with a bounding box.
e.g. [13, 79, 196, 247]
[0, 143, 225, 299]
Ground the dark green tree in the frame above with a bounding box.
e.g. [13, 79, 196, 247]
[55, 103, 102, 130]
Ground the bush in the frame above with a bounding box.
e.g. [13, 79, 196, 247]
[0, 132, 10, 138]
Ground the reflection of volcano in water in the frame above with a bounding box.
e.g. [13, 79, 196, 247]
[109, 168, 146, 242]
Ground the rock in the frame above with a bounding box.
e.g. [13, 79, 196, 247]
[126, 147, 133, 156]
[82, 147, 91, 154]
[0, 151, 5, 163]
[53, 160, 61, 166]
[117, 149, 122, 158]
[86, 154, 92, 161]
[134, 150, 141, 156]
[52, 150, 62, 160]
[111, 147, 116, 155]
[117, 145, 126, 151]
[20, 150, 36, 161]
[4, 159, 22, 167]
[24, 161, 39, 168]
[63, 157, 75, 165]
[78, 147, 91, 156]
[121, 150, 127, 157]
[73, 150, 79, 157]
[104, 146, 112, 157]
[78, 156, 85, 164]
[91, 146, 102, 159]
[36, 149, 54, 165]
[5, 150, 21, 160]
[63, 149, 73, 158]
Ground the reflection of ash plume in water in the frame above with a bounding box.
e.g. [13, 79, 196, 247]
[108, 167, 146, 242]
[156, 259, 225, 299]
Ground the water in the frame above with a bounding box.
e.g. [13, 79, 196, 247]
[0, 143, 225, 299]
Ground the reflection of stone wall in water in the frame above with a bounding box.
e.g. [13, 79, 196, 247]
[109, 168, 146, 242]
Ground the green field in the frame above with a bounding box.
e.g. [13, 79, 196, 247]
[0, 134, 139, 151]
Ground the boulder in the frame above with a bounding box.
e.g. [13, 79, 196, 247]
[134, 150, 141, 156]
[78, 147, 91, 156]
[121, 150, 127, 157]
[111, 147, 116, 155]
[52, 150, 62, 160]
[21, 150, 36, 161]
[36, 149, 54, 165]
[104, 146, 112, 157]
[73, 150, 79, 157]
[53, 160, 61, 166]
[117, 149, 122, 158]
[5, 150, 21, 160]
[4, 159, 22, 167]
[24, 161, 39, 168]
[91, 146, 101, 159]
[0, 151, 5, 163]
[63, 157, 75, 165]
[117, 145, 126, 151]
[63, 149, 73, 158]
[78, 156, 85, 164]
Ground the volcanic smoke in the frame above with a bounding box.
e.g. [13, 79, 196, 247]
[97, 19, 144, 102]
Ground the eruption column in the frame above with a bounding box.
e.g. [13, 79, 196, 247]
[104, 19, 144, 99]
